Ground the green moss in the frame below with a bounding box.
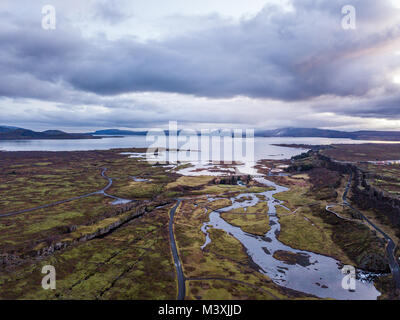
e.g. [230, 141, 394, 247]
[192, 185, 272, 195]
[220, 213, 270, 236]
[166, 176, 215, 189]
[0, 205, 176, 300]
[187, 280, 277, 300]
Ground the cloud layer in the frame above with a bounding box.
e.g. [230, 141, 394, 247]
[0, 0, 399, 131]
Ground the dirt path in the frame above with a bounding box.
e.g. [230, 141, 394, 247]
[0, 168, 131, 218]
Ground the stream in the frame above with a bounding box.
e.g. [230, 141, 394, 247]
[200, 177, 381, 300]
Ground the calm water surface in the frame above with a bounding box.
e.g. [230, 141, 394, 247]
[0, 136, 389, 161]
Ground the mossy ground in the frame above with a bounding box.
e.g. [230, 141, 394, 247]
[273, 174, 387, 269]
[174, 199, 315, 300]
[0, 195, 113, 255]
[0, 205, 177, 300]
[0, 149, 181, 299]
[187, 280, 279, 300]
[192, 185, 272, 196]
[0, 152, 107, 213]
[220, 212, 270, 236]
[0, 148, 395, 299]
[166, 176, 215, 189]
[0, 149, 281, 300]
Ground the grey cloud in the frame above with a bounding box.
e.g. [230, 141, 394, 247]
[0, 0, 398, 101]
[0, 0, 399, 129]
[314, 91, 400, 119]
[92, 0, 133, 25]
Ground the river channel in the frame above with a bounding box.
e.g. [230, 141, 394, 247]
[200, 177, 381, 300]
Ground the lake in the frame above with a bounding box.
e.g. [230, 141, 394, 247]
[0, 135, 388, 161]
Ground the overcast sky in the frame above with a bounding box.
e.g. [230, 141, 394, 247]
[0, 0, 400, 132]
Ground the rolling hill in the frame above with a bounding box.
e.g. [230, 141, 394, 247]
[0, 126, 99, 140]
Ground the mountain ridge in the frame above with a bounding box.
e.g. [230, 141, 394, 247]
[2, 126, 400, 141]
[92, 127, 400, 141]
[255, 127, 400, 141]
[0, 126, 99, 140]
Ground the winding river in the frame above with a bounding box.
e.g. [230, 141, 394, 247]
[200, 177, 381, 300]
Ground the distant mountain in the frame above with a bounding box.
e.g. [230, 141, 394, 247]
[255, 127, 400, 141]
[0, 125, 23, 133]
[0, 126, 99, 140]
[2, 125, 400, 141]
[352, 131, 400, 141]
[255, 128, 351, 138]
[92, 127, 400, 141]
[91, 129, 147, 136]
[91, 129, 199, 136]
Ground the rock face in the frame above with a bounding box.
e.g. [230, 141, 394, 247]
[1, 200, 170, 268]
[273, 250, 312, 268]
[213, 175, 250, 185]
[0, 254, 20, 267]
[352, 173, 400, 229]
[318, 153, 400, 231]
[35, 202, 155, 257]
[358, 252, 390, 273]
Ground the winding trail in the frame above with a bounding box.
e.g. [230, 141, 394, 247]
[168, 200, 186, 300]
[326, 172, 400, 290]
[0, 168, 131, 218]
